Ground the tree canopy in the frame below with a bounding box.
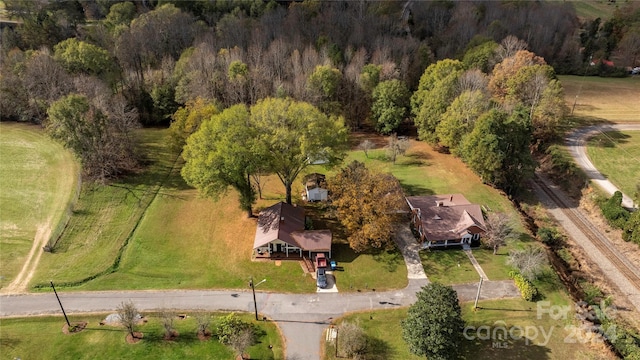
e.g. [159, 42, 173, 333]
[458, 107, 534, 194]
[46, 93, 138, 181]
[181, 104, 258, 217]
[402, 283, 465, 360]
[250, 97, 348, 204]
[328, 161, 406, 252]
[371, 79, 410, 135]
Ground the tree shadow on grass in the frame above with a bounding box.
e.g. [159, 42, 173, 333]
[332, 243, 358, 264]
[398, 180, 433, 197]
[372, 249, 403, 272]
[459, 336, 552, 359]
[587, 129, 631, 148]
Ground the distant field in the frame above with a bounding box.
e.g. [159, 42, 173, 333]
[587, 130, 640, 197]
[572, 0, 617, 20]
[0, 122, 77, 290]
[0, 312, 283, 360]
[560, 75, 640, 123]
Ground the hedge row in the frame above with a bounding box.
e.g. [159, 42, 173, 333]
[509, 271, 539, 301]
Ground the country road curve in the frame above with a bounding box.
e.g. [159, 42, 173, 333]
[567, 123, 640, 209]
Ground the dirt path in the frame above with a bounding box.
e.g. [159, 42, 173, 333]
[1, 222, 53, 294]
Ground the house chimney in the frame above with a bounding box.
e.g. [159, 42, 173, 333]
[280, 216, 285, 222]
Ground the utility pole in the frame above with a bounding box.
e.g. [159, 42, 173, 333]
[50, 281, 71, 327]
[249, 277, 266, 321]
[473, 276, 484, 310]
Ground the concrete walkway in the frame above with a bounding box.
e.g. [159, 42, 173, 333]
[394, 225, 429, 280]
[463, 244, 489, 280]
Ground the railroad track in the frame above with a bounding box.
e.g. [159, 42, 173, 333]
[533, 176, 640, 292]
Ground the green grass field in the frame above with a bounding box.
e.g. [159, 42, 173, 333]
[0, 123, 78, 289]
[420, 247, 515, 285]
[560, 75, 640, 123]
[587, 130, 640, 198]
[25, 129, 524, 294]
[325, 295, 614, 360]
[0, 312, 283, 360]
[572, 0, 618, 20]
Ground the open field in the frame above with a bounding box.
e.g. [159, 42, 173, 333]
[28, 130, 522, 293]
[0, 122, 78, 290]
[560, 75, 640, 123]
[324, 295, 614, 360]
[587, 130, 640, 198]
[0, 312, 283, 360]
[572, 0, 618, 20]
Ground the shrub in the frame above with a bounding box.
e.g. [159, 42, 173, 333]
[598, 191, 630, 229]
[537, 227, 565, 247]
[509, 271, 539, 301]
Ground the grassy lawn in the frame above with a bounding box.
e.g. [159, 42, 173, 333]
[324, 296, 613, 360]
[0, 312, 283, 360]
[559, 75, 640, 123]
[0, 122, 78, 289]
[420, 247, 514, 285]
[586, 130, 640, 197]
[30, 129, 524, 293]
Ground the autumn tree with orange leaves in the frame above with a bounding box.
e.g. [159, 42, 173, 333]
[328, 161, 407, 252]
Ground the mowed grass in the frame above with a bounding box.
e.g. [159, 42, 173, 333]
[587, 130, 640, 197]
[324, 296, 614, 360]
[32, 129, 522, 293]
[559, 75, 640, 123]
[0, 122, 78, 289]
[420, 247, 514, 285]
[0, 312, 283, 360]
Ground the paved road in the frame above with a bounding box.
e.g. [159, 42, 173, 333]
[0, 225, 519, 360]
[567, 123, 640, 209]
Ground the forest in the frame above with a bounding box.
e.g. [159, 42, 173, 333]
[1, 0, 639, 194]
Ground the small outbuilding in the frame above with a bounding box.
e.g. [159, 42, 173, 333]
[303, 173, 328, 202]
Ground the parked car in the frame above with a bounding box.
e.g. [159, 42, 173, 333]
[316, 268, 327, 288]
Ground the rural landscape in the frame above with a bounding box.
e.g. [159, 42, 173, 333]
[1, 1, 640, 359]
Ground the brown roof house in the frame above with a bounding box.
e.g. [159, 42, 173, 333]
[253, 202, 332, 259]
[405, 194, 486, 249]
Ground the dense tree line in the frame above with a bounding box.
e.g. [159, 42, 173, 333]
[2, 1, 638, 127]
[2, 0, 637, 187]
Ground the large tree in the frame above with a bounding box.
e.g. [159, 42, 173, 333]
[250, 97, 348, 204]
[402, 283, 465, 360]
[411, 59, 464, 144]
[46, 93, 138, 181]
[482, 212, 518, 255]
[371, 79, 410, 135]
[168, 97, 219, 151]
[328, 161, 406, 252]
[458, 107, 534, 195]
[181, 104, 258, 217]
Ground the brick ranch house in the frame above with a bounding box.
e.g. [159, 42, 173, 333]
[253, 202, 332, 259]
[406, 194, 486, 249]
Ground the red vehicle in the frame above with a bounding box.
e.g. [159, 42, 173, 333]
[315, 253, 327, 269]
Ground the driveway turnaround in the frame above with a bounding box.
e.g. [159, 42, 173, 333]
[567, 123, 640, 209]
